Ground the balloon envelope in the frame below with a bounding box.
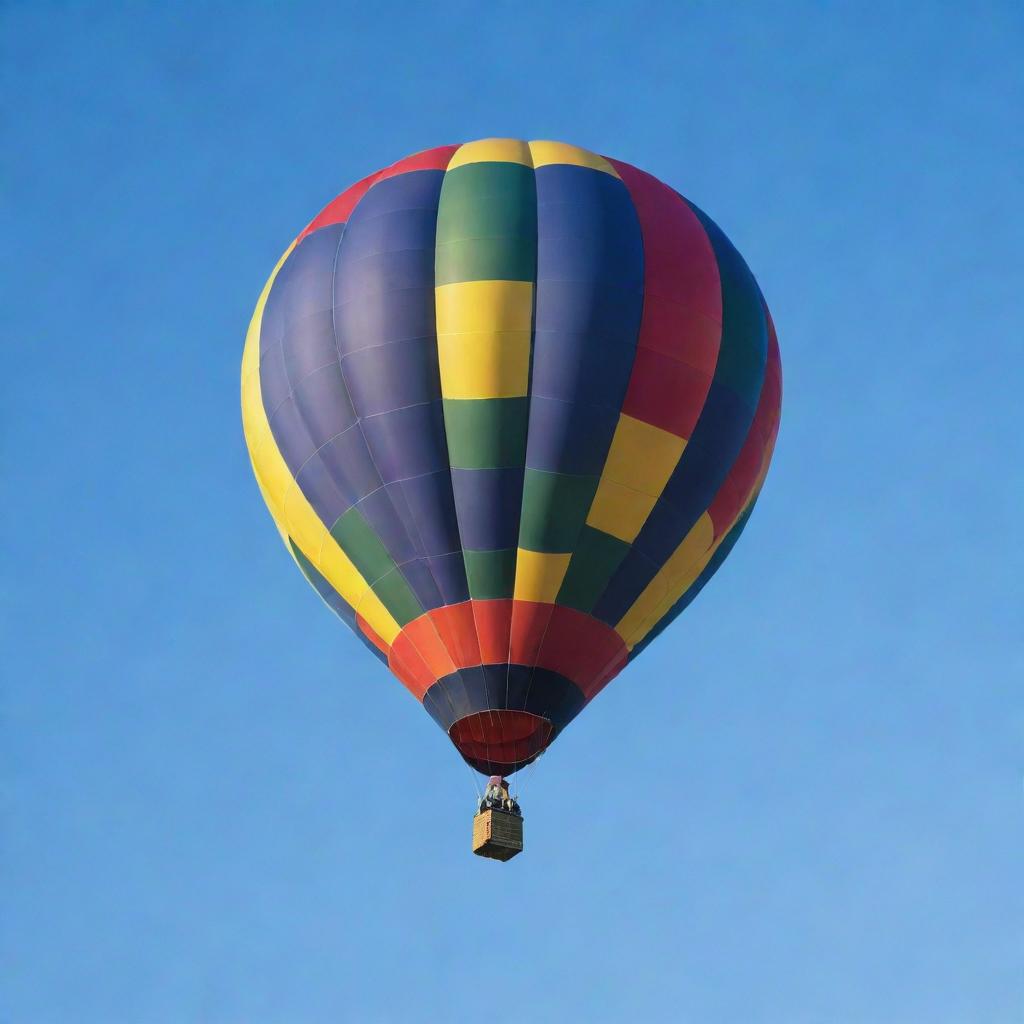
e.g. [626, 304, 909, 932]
[242, 139, 781, 775]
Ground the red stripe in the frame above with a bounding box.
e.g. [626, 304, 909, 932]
[471, 599, 514, 663]
[534, 605, 629, 699]
[620, 348, 714, 438]
[389, 599, 629, 701]
[295, 144, 460, 243]
[607, 158, 722, 439]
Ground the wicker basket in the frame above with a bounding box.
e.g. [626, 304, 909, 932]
[472, 808, 524, 861]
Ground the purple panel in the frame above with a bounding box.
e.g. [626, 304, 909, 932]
[269, 169, 463, 615]
[450, 468, 523, 551]
[334, 285, 437, 354]
[334, 171, 445, 356]
[319, 426, 382, 508]
[294, 451, 349, 527]
[290, 363, 356, 448]
[355, 484, 419, 566]
[342, 336, 441, 418]
[260, 224, 344, 356]
[350, 169, 446, 217]
[259, 341, 290, 418]
[267, 396, 317, 468]
[335, 248, 436, 304]
[281, 309, 337, 383]
[360, 402, 448, 482]
[339, 208, 441, 264]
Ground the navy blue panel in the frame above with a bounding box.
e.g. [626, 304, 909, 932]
[425, 552, 471, 604]
[421, 665, 586, 734]
[629, 500, 757, 663]
[399, 471, 462, 557]
[535, 165, 644, 290]
[529, 328, 638, 411]
[521, 161, 643, 564]
[591, 546, 662, 624]
[532, 284, 644, 344]
[360, 402, 448, 482]
[342, 336, 441, 417]
[640, 384, 755, 561]
[449, 468, 524, 551]
[523, 395, 620, 475]
[319, 426, 382, 508]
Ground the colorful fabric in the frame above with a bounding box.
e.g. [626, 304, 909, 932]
[241, 139, 782, 775]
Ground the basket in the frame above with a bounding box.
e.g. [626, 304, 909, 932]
[472, 808, 524, 861]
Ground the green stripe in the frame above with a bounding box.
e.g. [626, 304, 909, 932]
[464, 548, 517, 600]
[330, 507, 422, 624]
[556, 526, 630, 612]
[371, 568, 423, 627]
[443, 398, 529, 468]
[518, 469, 599, 553]
[435, 162, 537, 285]
[330, 507, 396, 584]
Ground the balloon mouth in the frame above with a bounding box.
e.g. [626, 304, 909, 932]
[449, 711, 554, 776]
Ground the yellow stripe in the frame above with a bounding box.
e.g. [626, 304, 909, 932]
[512, 549, 572, 604]
[615, 513, 715, 647]
[616, 450, 776, 649]
[435, 280, 533, 399]
[586, 415, 686, 543]
[528, 140, 619, 178]
[587, 481, 659, 544]
[241, 243, 401, 646]
[446, 138, 534, 169]
[445, 138, 619, 177]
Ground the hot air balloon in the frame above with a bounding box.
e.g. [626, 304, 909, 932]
[241, 139, 781, 859]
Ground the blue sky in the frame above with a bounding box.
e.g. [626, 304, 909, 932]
[3, 3, 1022, 1021]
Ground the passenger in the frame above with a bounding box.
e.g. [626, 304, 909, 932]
[478, 775, 520, 815]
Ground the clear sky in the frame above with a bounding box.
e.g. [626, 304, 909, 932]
[3, 3, 1022, 1022]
